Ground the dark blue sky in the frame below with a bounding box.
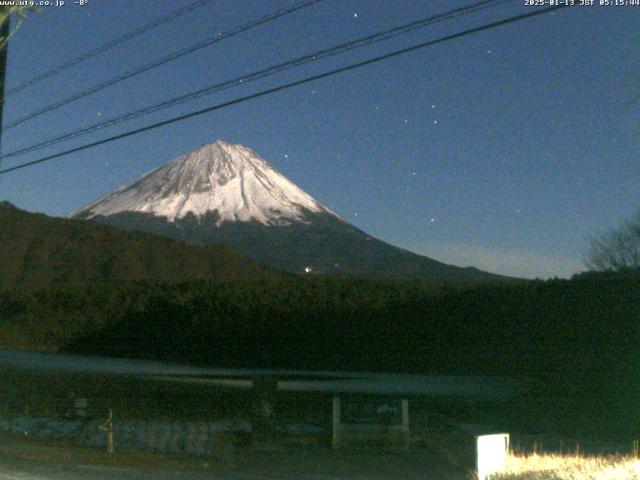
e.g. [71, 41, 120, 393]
[1, 0, 638, 278]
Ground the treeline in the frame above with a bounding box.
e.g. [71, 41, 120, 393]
[0, 276, 442, 352]
[66, 271, 639, 377]
[0, 201, 275, 288]
[1, 270, 639, 433]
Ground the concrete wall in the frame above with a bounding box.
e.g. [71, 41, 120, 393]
[0, 415, 324, 455]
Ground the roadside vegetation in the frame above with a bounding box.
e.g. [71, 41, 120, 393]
[489, 453, 640, 480]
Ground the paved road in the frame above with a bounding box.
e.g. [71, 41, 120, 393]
[0, 456, 466, 480]
[0, 459, 277, 480]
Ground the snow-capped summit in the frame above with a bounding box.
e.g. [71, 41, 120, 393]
[71, 140, 336, 226]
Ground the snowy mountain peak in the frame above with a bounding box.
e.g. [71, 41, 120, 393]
[71, 140, 337, 226]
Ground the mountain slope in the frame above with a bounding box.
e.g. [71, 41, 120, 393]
[0, 201, 276, 287]
[86, 209, 504, 283]
[71, 140, 512, 284]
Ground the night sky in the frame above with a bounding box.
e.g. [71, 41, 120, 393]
[1, 0, 638, 279]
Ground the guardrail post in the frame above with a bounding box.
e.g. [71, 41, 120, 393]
[252, 375, 277, 445]
[332, 395, 341, 449]
[401, 398, 410, 449]
[99, 408, 114, 454]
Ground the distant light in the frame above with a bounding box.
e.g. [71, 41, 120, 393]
[304, 266, 313, 273]
[353, 12, 358, 18]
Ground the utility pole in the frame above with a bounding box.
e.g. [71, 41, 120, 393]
[0, 15, 11, 153]
[0, 6, 39, 171]
[0, 14, 9, 157]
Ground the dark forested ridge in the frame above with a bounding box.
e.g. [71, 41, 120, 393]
[0, 201, 277, 286]
[1, 201, 639, 433]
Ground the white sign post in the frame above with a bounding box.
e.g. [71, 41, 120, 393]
[476, 433, 509, 480]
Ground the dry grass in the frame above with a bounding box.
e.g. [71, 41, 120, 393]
[489, 452, 640, 480]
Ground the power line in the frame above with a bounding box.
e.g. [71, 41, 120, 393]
[0, 0, 513, 161]
[2, 0, 323, 130]
[0, 4, 569, 176]
[4, 0, 216, 98]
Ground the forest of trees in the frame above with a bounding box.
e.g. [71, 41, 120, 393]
[1, 269, 638, 434]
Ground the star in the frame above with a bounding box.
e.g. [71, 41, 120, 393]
[96, 112, 102, 117]
[412, 172, 416, 176]
[403, 118, 408, 124]
[284, 154, 289, 159]
[433, 120, 438, 125]
[353, 12, 358, 18]
[487, 49, 493, 54]
[431, 104, 436, 109]
[430, 218, 435, 223]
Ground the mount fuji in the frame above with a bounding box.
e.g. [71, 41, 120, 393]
[71, 140, 508, 283]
